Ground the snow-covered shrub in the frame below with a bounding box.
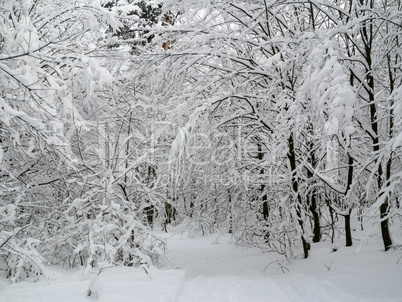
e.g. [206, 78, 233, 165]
[229, 194, 299, 260]
[0, 231, 44, 283]
[48, 166, 168, 272]
[174, 215, 217, 236]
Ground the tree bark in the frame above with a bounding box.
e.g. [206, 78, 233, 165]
[345, 211, 352, 247]
[288, 134, 309, 258]
[310, 196, 321, 243]
[257, 143, 269, 241]
[307, 143, 320, 243]
[360, 3, 393, 251]
[380, 199, 392, 251]
[228, 190, 233, 234]
[163, 202, 176, 232]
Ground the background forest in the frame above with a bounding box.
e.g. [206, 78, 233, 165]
[0, 0, 401, 283]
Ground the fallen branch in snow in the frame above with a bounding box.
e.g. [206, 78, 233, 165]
[323, 262, 332, 271]
[263, 259, 289, 275]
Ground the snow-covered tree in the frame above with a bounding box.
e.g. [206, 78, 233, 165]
[142, 0, 401, 257]
[0, 0, 167, 282]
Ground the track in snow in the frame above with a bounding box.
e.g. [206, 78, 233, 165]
[160, 234, 357, 302]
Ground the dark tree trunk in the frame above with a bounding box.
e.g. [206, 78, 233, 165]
[228, 190, 233, 234]
[380, 52, 395, 251]
[257, 143, 269, 241]
[345, 211, 352, 247]
[163, 202, 176, 232]
[262, 191, 269, 242]
[360, 7, 393, 251]
[257, 143, 269, 221]
[262, 196, 269, 221]
[307, 157, 320, 243]
[344, 155, 353, 247]
[144, 205, 155, 228]
[311, 198, 321, 243]
[380, 198, 392, 251]
[288, 134, 309, 258]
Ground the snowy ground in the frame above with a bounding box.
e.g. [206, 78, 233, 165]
[1, 232, 402, 302]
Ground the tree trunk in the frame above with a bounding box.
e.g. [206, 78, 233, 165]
[307, 161, 320, 243]
[262, 196, 269, 221]
[228, 190, 233, 234]
[361, 6, 393, 251]
[344, 155, 353, 247]
[164, 202, 176, 232]
[144, 205, 155, 228]
[306, 138, 320, 243]
[257, 143, 269, 241]
[311, 197, 321, 243]
[288, 134, 309, 258]
[381, 52, 395, 251]
[380, 198, 392, 251]
[328, 200, 335, 244]
[344, 211, 352, 247]
[262, 192, 269, 242]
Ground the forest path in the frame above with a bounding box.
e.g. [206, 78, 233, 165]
[1, 232, 399, 301]
[160, 234, 357, 302]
